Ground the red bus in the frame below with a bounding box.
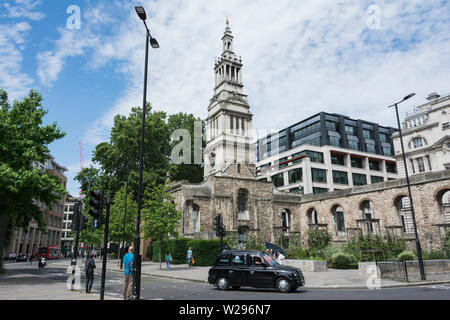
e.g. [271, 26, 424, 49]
[37, 246, 61, 259]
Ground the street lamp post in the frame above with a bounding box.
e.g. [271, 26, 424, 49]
[388, 92, 426, 281]
[133, 5, 159, 300]
[120, 171, 130, 269]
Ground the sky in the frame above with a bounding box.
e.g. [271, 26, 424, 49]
[1, 0, 449, 197]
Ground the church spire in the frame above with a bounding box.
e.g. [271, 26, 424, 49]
[222, 17, 234, 53]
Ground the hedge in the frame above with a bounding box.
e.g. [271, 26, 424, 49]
[152, 238, 222, 266]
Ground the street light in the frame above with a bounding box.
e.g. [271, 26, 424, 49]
[388, 92, 426, 281]
[133, 5, 159, 300]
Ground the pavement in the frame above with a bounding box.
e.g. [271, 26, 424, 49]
[96, 258, 450, 289]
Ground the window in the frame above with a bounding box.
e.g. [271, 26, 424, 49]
[333, 171, 348, 185]
[230, 116, 234, 131]
[347, 140, 359, 150]
[232, 254, 247, 266]
[416, 157, 425, 173]
[345, 125, 357, 136]
[382, 146, 392, 156]
[237, 189, 248, 215]
[363, 129, 373, 140]
[350, 157, 363, 168]
[313, 187, 328, 194]
[291, 121, 321, 142]
[331, 154, 345, 166]
[278, 157, 288, 169]
[293, 150, 324, 163]
[352, 173, 367, 186]
[335, 208, 345, 232]
[380, 133, 389, 143]
[216, 253, 230, 266]
[271, 173, 284, 187]
[410, 159, 415, 174]
[370, 176, 384, 183]
[410, 137, 424, 149]
[386, 162, 397, 173]
[326, 121, 339, 132]
[329, 136, 340, 147]
[311, 168, 327, 183]
[365, 143, 376, 153]
[288, 168, 302, 184]
[369, 160, 380, 171]
[192, 205, 199, 233]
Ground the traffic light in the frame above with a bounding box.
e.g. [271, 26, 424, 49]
[219, 224, 226, 237]
[71, 203, 80, 231]
[88, 190, 103, 229]
[213, 214, 221, 237]
[80, 215, 88, 231]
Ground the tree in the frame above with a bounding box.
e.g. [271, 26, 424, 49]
[142, 183, 181, 269]
[108, 185, 137, 259]
[0, 89, 65, 267]
[167, 112, 205, 183]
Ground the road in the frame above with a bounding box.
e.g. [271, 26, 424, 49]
[2, 259, 450, 300]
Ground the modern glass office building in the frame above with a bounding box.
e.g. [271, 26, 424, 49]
[255, 112, 399, 194]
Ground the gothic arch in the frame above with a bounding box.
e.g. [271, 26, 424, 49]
[391, 192, 409, 207]
[306, 207, 319, 225]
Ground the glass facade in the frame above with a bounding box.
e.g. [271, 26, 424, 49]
[331, 153, 345, 166]
[370, 176, 384, 183]
[313, 187, 328, 194]
[352, 173, 367, 186]
[332, 170, 348, 185]
[271, 173, 284, 187]
[311, 168, 327, 183]
[288, 168, 302, 184]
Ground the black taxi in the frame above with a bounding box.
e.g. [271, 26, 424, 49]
[208, 250, 305, 293]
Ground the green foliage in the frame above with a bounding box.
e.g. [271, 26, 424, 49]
[225, 232, 238, 249]
[110, 252, 116, 259]
[421, 250, 449, 260]
[142, 183, 182, 242]
[108, 185, 137, 244]
[245, 234, 265, 251]
[443, 230, 450, 250]
[0, 89, 66, 231]
[285, 247, 310, 260]
[307, 229, 332, 257]
[152, 238, 221, 266]
[330, 252, 357, 269]
[397, 250, 417, 261]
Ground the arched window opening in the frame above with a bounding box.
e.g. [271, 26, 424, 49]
[237, 189, 249, 220]
[281, 209, 291, 236]
[333, 206, 345, 237]
[360, 200, 376, 234]
[192, 204, 199, 233]
[394, 196, 414, 233]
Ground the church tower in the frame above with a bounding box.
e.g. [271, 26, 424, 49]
[204, 19, 256, 178]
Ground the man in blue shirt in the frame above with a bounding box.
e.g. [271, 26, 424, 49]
[187, 247, 193, 269]
[122, 246, 134, 300]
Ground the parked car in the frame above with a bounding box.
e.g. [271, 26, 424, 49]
[208, 249, 305, 293]
[6, 253, 17, 261]
[16, 254, 28, 262]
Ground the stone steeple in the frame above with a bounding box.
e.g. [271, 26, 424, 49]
[204, 19, 256, 178]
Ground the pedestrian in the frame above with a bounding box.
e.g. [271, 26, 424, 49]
[85, 252, 96, 293]
[277, 250, 285, 265]
[186, 247, 193, 269]
[270, 249, 275, 259]
[166, 252, 172, 271]
[27, 254, 32, 265]
[122, 246, 134, 300]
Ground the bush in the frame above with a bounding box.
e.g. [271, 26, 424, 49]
[422, 250, 448, 260]
[323, 244, 342, 264]
[186, 239, 223, 266]
[397, 250, 416, 261]
[152, 238, 190, 264]
[307, 230, 332, 258]
[329, 251, 358, 269]
[285, 247, 309, 260]
[110, 252, 116, 259]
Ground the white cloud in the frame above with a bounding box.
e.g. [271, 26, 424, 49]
[2, 0, 45, 21]
[38, 0, 450, 148]
[0, 21, 34, 100]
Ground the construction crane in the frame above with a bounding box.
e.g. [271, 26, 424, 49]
[78, 141, 85, 198]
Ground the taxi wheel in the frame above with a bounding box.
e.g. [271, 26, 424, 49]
[276, 277, 291, 293]
[216, 276, 230, 290]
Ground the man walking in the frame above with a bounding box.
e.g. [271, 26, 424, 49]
[122, 246, 134, 300]
[187, 247, 193, 269]
[85, 252, 96, 293]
